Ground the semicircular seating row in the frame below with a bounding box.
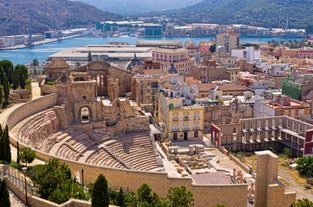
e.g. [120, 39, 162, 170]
[16, 109, 160, 172]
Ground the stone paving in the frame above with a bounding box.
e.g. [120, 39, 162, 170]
[9, 190, 26, 207]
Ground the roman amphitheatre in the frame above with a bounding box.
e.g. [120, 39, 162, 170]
[5, 59, 292, 207]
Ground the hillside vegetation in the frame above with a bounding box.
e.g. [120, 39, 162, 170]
[0, 0, 123, 36]
[76, 0, 203, 14]
[152, 0, 313, 29]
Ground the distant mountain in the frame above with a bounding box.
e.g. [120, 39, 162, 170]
[74, 0, 203, 15]
[0, 0, 123, 36]
[152, 0, 313, 29]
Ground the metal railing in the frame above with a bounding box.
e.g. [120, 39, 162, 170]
[1, 165, 35, 196]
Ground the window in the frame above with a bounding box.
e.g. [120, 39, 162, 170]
[81, 107, 90, 123]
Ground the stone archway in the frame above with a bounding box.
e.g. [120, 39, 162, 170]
[77, 105, 93, 123]
[80, 107, 90, 123]
[74, 77, 86, 81]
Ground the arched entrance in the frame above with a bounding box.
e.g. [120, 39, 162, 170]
[80, 107, 90, 123]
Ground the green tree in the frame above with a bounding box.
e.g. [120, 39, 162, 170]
[48, 178, 87, 204]
[0, 85, 2, 104]
[167, 186, 194, 207]
[124, 192, 137, 207]
[0, 179, 10, 207]
[0, 125, 11, 163]
[16, 141, 20, 164]
[2, 74, 9, 106]
[137, 184, 152, 204]
[137, 183, 166, 207]
[296, 157, 313, 177]
[108, 186, 118, 205]
[18, 147, 36, 166]
[12, 67, 19, 90]
[117, 187, 125, 207]
[0, 60, 14, 84]
[14, 64, 28, 89]
[0, 124, 3, 161]
[92, 174, 109, 207]
[3, 125, 11, 163]
[0, 68, 9, 106]
[31, 158, 86, 204]
[291, 198, 313, 207]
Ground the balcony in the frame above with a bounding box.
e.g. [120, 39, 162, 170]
[183, 127, 189, 131]
[172, 117, 179, 121]
[183, 117, 189, 121]
[171, 128, 180, 132]
[194, 116, 200, 120]
[194, 126, 201, 130]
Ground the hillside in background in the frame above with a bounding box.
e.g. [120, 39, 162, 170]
[0, 0, 123, 36]
[75, 0, 203, 14]
[151, 0, 313, 29]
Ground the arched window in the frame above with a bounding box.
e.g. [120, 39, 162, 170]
[74, 77, 85, 81]
[81, 107, 90, 123]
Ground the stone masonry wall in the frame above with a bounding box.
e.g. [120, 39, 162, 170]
[6, 93, 57, 130]
[7, 96, 248, 207]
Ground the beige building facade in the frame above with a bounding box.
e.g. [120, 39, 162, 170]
[152, 47, 193, 75]
[216, 30, 239, 53]
[159, 94, 204, 140]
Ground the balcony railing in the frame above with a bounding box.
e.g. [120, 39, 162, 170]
[183, 127, 189, 131]
[183, 117, 189, 121]
[194, 126, 200, 130]
[171, 128, 180, 132]
[194, 116, 200, 120]
[172, 117, 179, 121]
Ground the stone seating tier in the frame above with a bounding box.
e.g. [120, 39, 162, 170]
[57, 144, 81, 161]
[16, 112, 160, 172]
[86, 148, 126, 169]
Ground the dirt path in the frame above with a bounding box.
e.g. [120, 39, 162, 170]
[279, 167, 313, 201]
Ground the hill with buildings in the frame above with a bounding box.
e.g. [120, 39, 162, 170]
[151, 0, 313, 30]
[75, 0, 203, 14]
[0, 0, 123, 36]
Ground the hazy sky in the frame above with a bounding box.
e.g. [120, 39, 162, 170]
[75, 0, 203, 14]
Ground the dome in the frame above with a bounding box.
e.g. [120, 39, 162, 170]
[216, 45, 226, 52]
[168, 63, 178, 74]
[46, 58, 69, 69]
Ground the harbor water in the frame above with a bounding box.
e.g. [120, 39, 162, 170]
[0, 36, 305, 65]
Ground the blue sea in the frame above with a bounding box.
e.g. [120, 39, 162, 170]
[0, 36, 305, 65]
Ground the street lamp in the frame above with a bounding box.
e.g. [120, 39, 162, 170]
[22, 167, 28, 206]
[81, 169, 84, 189]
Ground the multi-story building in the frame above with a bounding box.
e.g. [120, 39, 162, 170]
[159, 93, 204, 140]
[0, 36, 15, 47]
[298, 48, 313, 59]
[143, 24, 163, 37]
[191, 61, 230, 83]
[254, 95, 311, 119]
[231, 46, 261, 62]
[282, 74, 313, 101]
[226, 67, 241, 82]
[152, 47, 193, 75]
[97, 21, 144, 34]
[156, 67, 204, 140]
[132, 74, 160, 113]
[197, 82, 247, 98]
[216, 29, 239, 53]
